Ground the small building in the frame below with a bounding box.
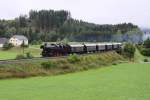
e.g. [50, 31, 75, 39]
[9, 35, 28, 46]
[0, 38, 8, 48]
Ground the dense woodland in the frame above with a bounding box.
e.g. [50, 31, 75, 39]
[0, 9, 140, 43]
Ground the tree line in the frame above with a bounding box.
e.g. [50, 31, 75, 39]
[0, 9, 139, 43]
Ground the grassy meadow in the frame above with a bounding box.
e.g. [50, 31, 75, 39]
[0, 63, 150, 100]
[0, 45, 41, 60]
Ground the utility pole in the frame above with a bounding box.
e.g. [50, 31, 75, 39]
[22, 40, 25, 55]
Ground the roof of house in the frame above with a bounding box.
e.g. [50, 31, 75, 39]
[0, 38, 8, 44]
[12, 35, 28, 41]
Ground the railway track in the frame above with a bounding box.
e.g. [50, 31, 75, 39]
[0, 51, 116, 64]
[0, 54, 91, 64]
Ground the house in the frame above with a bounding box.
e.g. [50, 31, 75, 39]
[9, 35, 28, 46]
[0, 38, 8, 48]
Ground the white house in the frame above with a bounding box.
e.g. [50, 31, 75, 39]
[9, 35, 28, 46]
[0, 38, 8, 48]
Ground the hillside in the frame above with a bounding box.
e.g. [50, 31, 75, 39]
[0, 9, 140, 42]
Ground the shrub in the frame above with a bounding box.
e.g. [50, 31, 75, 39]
[116, 48, 122, 54]
[136, 45, 142, 51]
[26, 52, 33, 59]
[16, 54, 26, 59]
[112, 62, 117, 65]
[16, 52, 33, 59]
[143, 39, 150, 48]
[123, 43, 136, 60]
[41, 61, 57, 69]
[3, 43, 14, 50]
[0, 51, 124, 79]
[140, 48, 150, 56]
[143, 59, 148, 62]
[67, 54, 80, 63]
[31, 40, 42, 45]
[138, 39, 150, 56]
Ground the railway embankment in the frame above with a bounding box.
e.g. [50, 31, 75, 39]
[0, 51, 124, 79]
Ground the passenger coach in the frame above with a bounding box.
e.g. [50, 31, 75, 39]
[41, 43, 122, 57]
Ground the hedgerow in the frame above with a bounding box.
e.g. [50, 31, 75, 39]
[0, 51, 124, 79]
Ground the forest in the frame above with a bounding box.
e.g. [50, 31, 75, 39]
[0, 9, 141, 43]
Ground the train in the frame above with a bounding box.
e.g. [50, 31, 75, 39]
[40, 43, 122, 57]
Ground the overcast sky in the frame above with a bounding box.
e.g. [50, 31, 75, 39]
[0, 0, 150, 27]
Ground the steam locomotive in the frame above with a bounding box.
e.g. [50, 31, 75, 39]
[40, 43, 122, 57]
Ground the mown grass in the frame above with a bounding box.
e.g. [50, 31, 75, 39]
[0, 45, 41, 60]
[0, 63, 150, 100]
[0, 51, 123, 79]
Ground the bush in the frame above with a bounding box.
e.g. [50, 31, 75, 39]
[31, 40, 42, 45]
[3, 43, 14, 50]
[0, 51, 124, 79]
[140, 48, 150, 56]
[16, 54, 26, 59]
[143, 59, 149, 62]
[41, 61, 57, 69]
[15, 52, 33, 59]
[138, 39, 150, 56]
[123, 43, 136, 60]
[143, 39, 150, 48]
[112, 62, 117, 65]
[26, 52, 33, 59]
[67, 54, 80, 63]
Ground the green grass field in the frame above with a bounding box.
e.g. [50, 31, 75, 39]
[0, 45, 41, 60]
[0, 63, 150, 100]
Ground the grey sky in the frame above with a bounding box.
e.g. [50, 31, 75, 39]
[0, 0, 150, 27]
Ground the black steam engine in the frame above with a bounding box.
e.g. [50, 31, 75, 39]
[40, 43, 122, 57]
